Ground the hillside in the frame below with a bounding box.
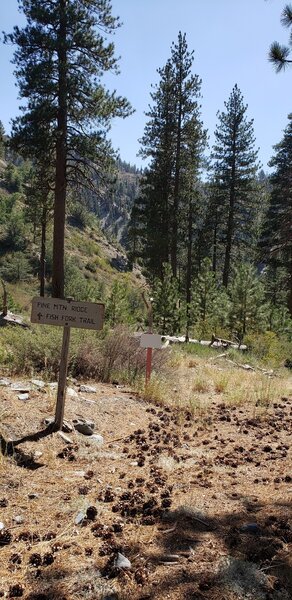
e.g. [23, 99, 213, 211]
[74, 159, 141, 246]
[98, 160, 142, 244]
[0, 156, 144, 320]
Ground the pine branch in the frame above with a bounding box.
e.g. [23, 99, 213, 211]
[281, 4, 292, 28]
[269, 42, 292, 72]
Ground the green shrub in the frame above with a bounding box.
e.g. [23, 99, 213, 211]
[183, 342, 218, 359]
[0, 326, 62, 375]
[0, 253, 32, 283]
[244, 331, 292, 367]
[1, 213, 27, 251]
[67, 203, 90, 229]
[0, 325, 169, 384]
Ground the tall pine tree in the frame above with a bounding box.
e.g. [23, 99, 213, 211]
[211, 85, 259, 287]
[5, 0, 132, 298]
[131, 32, 206, 284]
[135, 59, 177, 279]
[261, 114, 292, 315]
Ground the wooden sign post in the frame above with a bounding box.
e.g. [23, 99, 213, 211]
[146, 346, 152, 384]
[31, 297, 104, 431]
[54, 325, 71, 430]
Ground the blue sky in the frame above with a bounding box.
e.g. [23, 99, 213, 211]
[0, 0, 291, 170]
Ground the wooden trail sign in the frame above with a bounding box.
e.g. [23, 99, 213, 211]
[31, 297, 104, 330]
[31, 297, 104, 431]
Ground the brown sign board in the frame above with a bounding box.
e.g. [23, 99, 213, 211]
[31, 297, 104, 330]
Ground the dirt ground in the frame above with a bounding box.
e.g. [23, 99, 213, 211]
[0, 374, 291, 600]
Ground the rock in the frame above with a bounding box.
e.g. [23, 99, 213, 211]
[0, 522, 4, 530]
[88, 434, 104, 446]
[13, 515, 24, 524]
[79, 384, 97, 393]
[75, 510, 86, 525]
[74, 422, 94, 436]
[114, 552, 131, 570]
[57, 432, 73, 444]
[67, 387, 78, 398]
[28, 493, 39, 500]
[73, 418, 95, 435]
[48, 382, 58, 389]
[34, 451, 43, 459]
[110, 255, 129, 272]
[17, 393, 29, 401]
[30, 379, 45, 388]
[11, 382, 31, 392]
[0, 378, 10, 386]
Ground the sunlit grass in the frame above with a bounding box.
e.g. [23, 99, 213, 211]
[192, 375, 210, 393]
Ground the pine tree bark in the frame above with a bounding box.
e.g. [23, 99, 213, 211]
[52, 0, 67, 299]
[185, 197, 193, 342]
[223, 153, 236, 288]
[212, 206, 218, 273]
[40, 206, 47, 297]
[288, 258, 292, 316]
[171, 72, 182, 278]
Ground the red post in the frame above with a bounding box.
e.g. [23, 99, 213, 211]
[146, 346, 153, 385]
[141, 291, 154, 386]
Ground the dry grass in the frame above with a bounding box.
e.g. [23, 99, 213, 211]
[153, 351, 291, 414]
[192, 375, 210, 394]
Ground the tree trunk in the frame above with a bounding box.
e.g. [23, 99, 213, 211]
[223, 151, 236, 288]
[1, 280, 7, 316]
[171, 73, 182, 278]
[52, 0, 67, 299]
[40, 207, 47, 297]
[288, 257, 292, 316]
[212, 206, 218, 273]
[185, 197, 193, 342]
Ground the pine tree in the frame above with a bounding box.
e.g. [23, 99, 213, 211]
[106, 281, 133, 328]
[211, 85, 259, 287]
[190, 258, 230, 339]
[5, 0, 132, 298]
[170, 33, 206, 278]
[152, 263, 181, 335]
[134, 59, 177, 278]
[261, 114, 292, 315]
[24, 160, 54, 296]
[228, 263, 268, 341]
[133, 32, 206, 282]
[262, 266, 292, 336]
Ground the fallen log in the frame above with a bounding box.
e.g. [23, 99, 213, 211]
[210, 334, 238, 348]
